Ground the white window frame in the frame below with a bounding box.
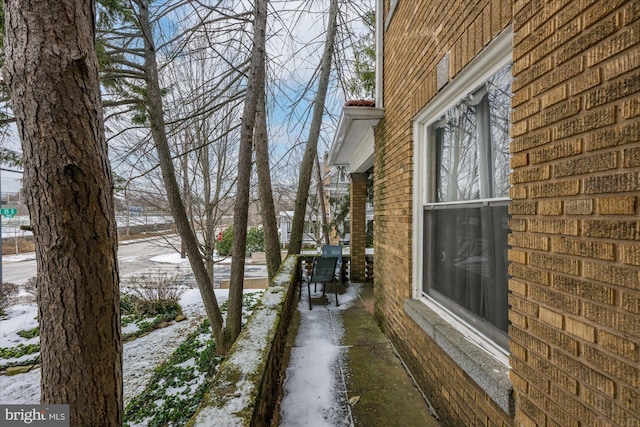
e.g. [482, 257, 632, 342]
[409, 27, 514, 415]
[412, 28, 513, 358]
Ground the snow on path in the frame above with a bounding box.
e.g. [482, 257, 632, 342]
[279, 283, 359, 427]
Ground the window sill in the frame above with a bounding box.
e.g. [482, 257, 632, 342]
[405, 298, 514, 416]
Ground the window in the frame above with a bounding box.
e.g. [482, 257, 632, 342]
[412, 28, 513, 353]
[410, 29, 513, 412]
[338, 167, 348, 183]
[424, 65, 512, 348]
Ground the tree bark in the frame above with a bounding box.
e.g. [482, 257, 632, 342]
[138, 0, 227, 351]
[315, 154, 330, 245]
[227, 0, 268, 341]
[3, 1, 122, 424]
[255, 80, 281, 280]
[288, 0, 339, 254]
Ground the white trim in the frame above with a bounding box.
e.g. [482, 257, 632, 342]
[411, 26, 513, 302]
[376, 0, 384, 108]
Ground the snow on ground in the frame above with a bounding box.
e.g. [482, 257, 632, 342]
[1, 303, 38, 346]
[0, 242, 267, 409]
[1, 215, 173, 239]
[2, 254, 36, 263]
[149, 253, 192, 265]
[0, 289, 205, 405]
[149, 253, 231, 265]
[0, 288, 268, 406]
[122, 288, 207, 404]
[279, 282, 359, 427]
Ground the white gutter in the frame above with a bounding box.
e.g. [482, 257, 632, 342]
[375, 0, 384, 108]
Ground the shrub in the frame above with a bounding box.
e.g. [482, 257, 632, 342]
[121, 272, 186, 317]
[0, 343, 40, 359]
[246, 226, 265, 254]
[216, 226, 233, 257]
[23, 277, 38, 299]
[216, 226, 265, 257]
[17, 327, 40, 339]
[0, 282, 19, 316]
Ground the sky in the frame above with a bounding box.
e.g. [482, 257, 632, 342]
[1, 169, 22, 194]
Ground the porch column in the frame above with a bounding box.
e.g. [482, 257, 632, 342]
[350, 172, 367, 282]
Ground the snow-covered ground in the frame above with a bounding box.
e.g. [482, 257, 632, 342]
[0, 248, 260, 407]
[0, 288, 199, 404]
[0, 287, 266, 406]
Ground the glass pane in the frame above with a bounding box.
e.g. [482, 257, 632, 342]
[488, 65, 512, 198]
[432, 64, 512, 201]
[425, 205, 509, 333]
[435, 106, 479, 202]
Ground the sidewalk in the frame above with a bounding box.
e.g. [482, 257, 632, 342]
[279, 280, 440, 426]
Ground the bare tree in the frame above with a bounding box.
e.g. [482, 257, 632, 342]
[255, 55, 281, 280]
[288, 0, 339, 254]
[98, 0, 258, 354]
[315, 153, 330, 245]
[137, 0, 230, 351]
[227, 0, 268, 341]
[3, 0, 122, 424]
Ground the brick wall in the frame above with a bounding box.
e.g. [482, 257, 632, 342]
[375, 0, 639, 425]
[350, 173, 368, 282]
[510, 1, 640, 426]
[374, 0, 513, 425]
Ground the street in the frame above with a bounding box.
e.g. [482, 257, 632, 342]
[1, 236, 267, 286]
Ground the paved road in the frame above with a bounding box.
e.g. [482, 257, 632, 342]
[1, 236, 266, 286]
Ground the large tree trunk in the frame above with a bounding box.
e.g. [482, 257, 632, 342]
[227, 0, 268, 341]
[3, 1, 122, 424]
[255, 82, 281, 280]
[288, 0, 339, 254]
[138, 0, 228, 351]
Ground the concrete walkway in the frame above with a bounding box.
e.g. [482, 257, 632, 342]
[280, 281, 440, 427]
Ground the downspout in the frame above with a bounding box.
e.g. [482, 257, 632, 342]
[375, 0, 384, 108]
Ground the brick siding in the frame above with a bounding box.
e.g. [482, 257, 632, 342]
[350, 173, 368, 282]
[374, 0, 514, 425]
[374, 0, 639, 425]
[510, 1, 639, 425]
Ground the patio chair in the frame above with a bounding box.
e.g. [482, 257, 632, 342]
[322, 244, 344, 285]
[300, 256, 339, 310]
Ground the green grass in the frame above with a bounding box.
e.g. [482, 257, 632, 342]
[17, 327, 39, 339]
[0, 343, 40, 359]
[124, 319, 219, 426]
[0, 343, 41, 370]
[122, 305, 181, 341]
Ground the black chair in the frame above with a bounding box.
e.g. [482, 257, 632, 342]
[321, 245, 344, 285]
[300, 256, 339, 310]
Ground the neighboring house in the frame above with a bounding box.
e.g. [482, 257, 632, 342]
[278, 210, 318, 247]
[330, 1, 639, 426]
[323, 153, 351, 244]
[279, 210, 293, 246]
